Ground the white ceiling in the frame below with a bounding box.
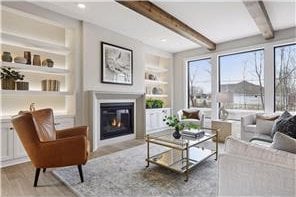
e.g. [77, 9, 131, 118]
[34, 1, 295, 53]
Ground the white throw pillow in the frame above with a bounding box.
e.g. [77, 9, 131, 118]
[256, 114, 279, 135]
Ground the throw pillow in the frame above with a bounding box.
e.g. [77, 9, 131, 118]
[271, 111, 292, 137]
[271, 132, 296, 154]
[275, 115, 296, 139]
[182, 110, 200, 120]
[256, 114, 279, 135]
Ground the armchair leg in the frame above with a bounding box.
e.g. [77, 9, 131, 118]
[43, 168, 46, 173]
[34, 168, 41, 187]
[77, 165, 84, 183]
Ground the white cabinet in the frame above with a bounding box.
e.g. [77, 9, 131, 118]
[146, 108, 171, 134]
[0, 115, 74, 167]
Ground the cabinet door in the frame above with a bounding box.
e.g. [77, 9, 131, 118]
[1, 124, 13, 161]
[159, 109, 171, 129]
[150, 112, 159, 131]
[146, 112, 152, 131]
[54, 117, 74, 130]
[13, 131, 27, 158]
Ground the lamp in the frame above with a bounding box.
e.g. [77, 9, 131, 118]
[217, 92, 233, 120]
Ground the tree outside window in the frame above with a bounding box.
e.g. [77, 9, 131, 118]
[187, 58, 212, 118]
[275, 44, 296, 112]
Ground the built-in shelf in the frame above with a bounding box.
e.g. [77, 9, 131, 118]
[1, 31, 70, 55]
[0, 90, 72, 96]
[145, 65, 168, 73]
[146, 94, 168, 98]
[1, 61, 69, 74]
[145, 79, 168, 85]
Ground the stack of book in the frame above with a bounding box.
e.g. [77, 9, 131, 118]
[182, 129, 205, 138]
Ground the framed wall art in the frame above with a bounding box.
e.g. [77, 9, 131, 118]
[101, 42, 133, 85]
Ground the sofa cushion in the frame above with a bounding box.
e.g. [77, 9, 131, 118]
[182, 109, 200, 120]
[273, 115, 296, 139]
[271, 111, 292, 137]
[271, 132, 296, 154]
[245, 124, 256, 133]
[256, 114, 279, 135]
[225, 137, 296, 169]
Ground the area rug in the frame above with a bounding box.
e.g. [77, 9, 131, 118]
[52, 144, 218, 197]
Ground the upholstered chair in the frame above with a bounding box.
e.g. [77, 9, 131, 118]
[177, 109, 205, 128]
[11, 108, 89, 187]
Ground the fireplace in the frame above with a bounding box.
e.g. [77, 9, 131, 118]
[100, 102, 134, 140]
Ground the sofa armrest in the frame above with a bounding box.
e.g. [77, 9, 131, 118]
[37, 135, 88, 168]
[56, 126, 89, 139]
[218, 153, 296, 196]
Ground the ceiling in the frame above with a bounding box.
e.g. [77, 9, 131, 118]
[34, 1, 296, 53]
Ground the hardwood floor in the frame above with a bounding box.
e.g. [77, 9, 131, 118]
[1, 139, 145, 197]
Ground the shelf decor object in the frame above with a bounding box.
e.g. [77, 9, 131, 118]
[33, 55, 41, 66]
[217, 92, 234, 120]
[41, 79, 60, 91]
[1, 52, 12, 62]
[1, 67, 24, 90]
[14, 57, 27, 64]
[41, 58, 54, 67]
[101, 42, 133, 85]
[24, 51, 31, 65]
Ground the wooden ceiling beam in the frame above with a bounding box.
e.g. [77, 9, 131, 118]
[243, 1, 274, 39]
[116, 1, 216, 50]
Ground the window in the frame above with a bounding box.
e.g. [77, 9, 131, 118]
[275, 44, 296, 112]
[187, 58, 212, 118]
[219, 49, 264, 120]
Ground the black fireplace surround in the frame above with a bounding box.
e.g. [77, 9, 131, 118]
[100, 102, 134, 140]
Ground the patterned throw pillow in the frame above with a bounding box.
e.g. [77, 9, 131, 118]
[274, 115, 296, 139]
[271, 111, 292, 137]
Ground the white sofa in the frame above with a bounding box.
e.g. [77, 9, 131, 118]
[218, 137, 296, 196]
[177, 109, 204, 128]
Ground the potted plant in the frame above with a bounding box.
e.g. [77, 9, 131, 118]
[146, 98, 154, 109]
[1, 67, 27, 90]
[153, 99, 164, 108]
[163, 115, 185, 139]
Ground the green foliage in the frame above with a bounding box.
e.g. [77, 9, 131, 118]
[186, 122, 201, 130]
[146, 99, 164, 109]
[163, 115, 184, 130]
[1, 67, 24, 81]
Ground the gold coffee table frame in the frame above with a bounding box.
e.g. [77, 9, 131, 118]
[145, 128, 218, 181]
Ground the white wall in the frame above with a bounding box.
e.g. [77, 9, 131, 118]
[173, 27, 296, 118]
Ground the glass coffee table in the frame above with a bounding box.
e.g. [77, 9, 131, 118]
[145, 128, 218, 181]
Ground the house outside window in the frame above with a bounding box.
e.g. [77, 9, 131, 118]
[187, 58, 212, 118]
[219, 49, 264, 120]
[275, 43, 296, 112]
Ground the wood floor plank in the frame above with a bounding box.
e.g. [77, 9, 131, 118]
[1, 139, 145, 197]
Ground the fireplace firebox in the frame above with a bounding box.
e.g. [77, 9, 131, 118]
[100, 102, 134, 140]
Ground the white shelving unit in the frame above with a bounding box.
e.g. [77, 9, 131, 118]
[145, 94, 168, 98]
[0, 6, 76, 167]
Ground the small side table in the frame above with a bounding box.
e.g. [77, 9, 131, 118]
[211, 120, 235, 142]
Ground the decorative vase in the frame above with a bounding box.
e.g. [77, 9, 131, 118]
[1, 79, 15, 90]
[16, 81, 29, 90]
[2, 52, 12, 62]
[42, 59, 54, 67]
[24, 51, 31, 65]
[173, 127, 182, 139]
[33, 55, 41, 66]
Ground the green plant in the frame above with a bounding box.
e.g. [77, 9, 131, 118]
[1, 67, 24, 81]
[153, 99, 164, 108]
[146, 98, 154, 109]
[186, 122, 201, 130]
[163, 115, 184, 131]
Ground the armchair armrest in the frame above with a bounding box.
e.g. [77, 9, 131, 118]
[56, 126, 88, 139]
[36, 135, 88, 168]
[241, 114, 256, 126]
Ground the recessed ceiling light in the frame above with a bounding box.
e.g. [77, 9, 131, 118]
[161, 39, 167, 42]
[77, 3, 86, 9]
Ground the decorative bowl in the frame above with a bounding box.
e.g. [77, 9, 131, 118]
[14, 57, 27, 64]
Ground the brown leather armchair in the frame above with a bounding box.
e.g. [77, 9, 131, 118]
[11, 108, 89, 187]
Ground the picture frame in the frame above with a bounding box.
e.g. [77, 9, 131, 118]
[101, 42, 133, 85]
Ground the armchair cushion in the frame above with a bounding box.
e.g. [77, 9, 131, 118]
[245, 125, 256, 133]
[256, 114, 279, 135]
[57, 126, 88, 139]
[31, 108, 56, 142]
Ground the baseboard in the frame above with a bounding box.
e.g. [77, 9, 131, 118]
[1, 157, 30, 168]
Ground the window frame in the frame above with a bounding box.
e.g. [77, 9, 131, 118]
[218, 48, 265, 119]
[273, 43, 296, 112]
[187, 57, 212, 109]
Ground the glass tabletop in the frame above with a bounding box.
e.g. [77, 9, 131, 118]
[147, 128, 217, 149]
